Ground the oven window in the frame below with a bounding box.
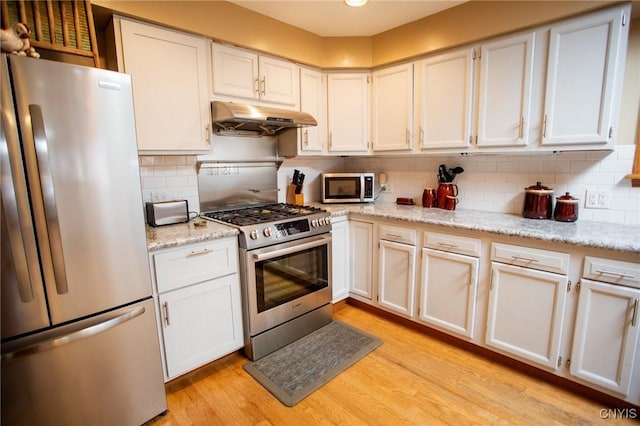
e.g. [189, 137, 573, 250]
[326, 178, 360, 199]
[255, 245, 329, 313]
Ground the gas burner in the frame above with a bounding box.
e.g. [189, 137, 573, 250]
[203, 203, 324, 227]
[202, 203, 331, 250]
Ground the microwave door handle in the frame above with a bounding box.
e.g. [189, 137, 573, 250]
[29, 104, 68, 294]
[252, 235, 332, 262]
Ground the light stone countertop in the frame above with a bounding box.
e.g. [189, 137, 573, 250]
[146, 220, 239, 252]
[313, 202, 640, 254]
[145, 203, 640, 254]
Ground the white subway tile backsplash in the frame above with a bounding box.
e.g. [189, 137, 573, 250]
[137, 145, 639, 225]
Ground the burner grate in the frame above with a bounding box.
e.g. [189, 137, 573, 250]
[203, 203, 323, 226]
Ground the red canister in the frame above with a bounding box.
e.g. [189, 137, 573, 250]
[422, 188, 436, 207]
[554, 192, 579, 222]
[522, 182, 554, 219]
[437, 183, 458, 209]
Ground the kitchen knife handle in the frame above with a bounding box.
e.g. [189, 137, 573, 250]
[29, 104, 68, 295]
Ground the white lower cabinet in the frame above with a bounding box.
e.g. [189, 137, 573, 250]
[419, 231, 480, 339]
[150, 238, 243, 381]
[486, 243, 569, 370]
[377, 225, 417, 317]
[569, 257, 640, 399]
[159, 275, 243, 379]
[331, 216, 349, 302]
[349, 220, 374, 300]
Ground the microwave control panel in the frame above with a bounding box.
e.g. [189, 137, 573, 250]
[364, 176, 374, 199]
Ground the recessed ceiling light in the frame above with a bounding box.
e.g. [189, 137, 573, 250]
[344, 0, 368, 7]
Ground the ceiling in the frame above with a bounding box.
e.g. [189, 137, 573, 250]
[228, 0, 468, 37]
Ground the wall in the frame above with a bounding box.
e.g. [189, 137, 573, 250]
[139, 144, 638, 225]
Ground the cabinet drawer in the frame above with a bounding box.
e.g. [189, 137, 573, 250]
[379, 225, 416, 245]
[153, 238, 238, 293]
[491, 242, 569, 275]
[424, 231, 481, 257]
[583, 257, 640, 289]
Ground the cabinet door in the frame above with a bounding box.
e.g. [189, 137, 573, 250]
[299, 67, 325, 153]
[259, 56, 299, 106]
[379, 240, 416, 317]
[349, 220, 374, 299]
[420, 248, 479, 339]
[418, 48, 474, 150]
[331, 218, 349, 302]
[159, 275, 243, 380]
[486, 262, 568, 370]
[327, 73, 370, 153]
[476, 33, 534, 148]
[570, 279, 640, 396]
[372, 63, 413, 152]
[212, 43, 259, 100]
[542, 6, 628, 147]
[119, 19, 210, 153]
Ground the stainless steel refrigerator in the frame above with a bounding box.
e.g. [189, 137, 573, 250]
[1, 55, 167, 425]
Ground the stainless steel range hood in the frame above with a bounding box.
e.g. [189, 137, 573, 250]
[211, 101, 317, 136]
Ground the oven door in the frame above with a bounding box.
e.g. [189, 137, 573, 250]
[243, 234, 332, 336]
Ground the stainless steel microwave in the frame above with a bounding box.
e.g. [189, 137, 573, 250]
[321, 173, 375, 203]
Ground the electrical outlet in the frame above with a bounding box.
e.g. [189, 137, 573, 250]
[150, 191, 166, 202]
[584, 190, 610, 209]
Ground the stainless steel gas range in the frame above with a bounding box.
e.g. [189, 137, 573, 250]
[198, 158, 333, 360]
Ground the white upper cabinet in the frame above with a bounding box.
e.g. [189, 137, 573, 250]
[541, 5, 630, 148]
[212, 43, 299, 107]
[327, 72, 370, 153]
[116, 18, 211, 153]
[371, 63, 414, 152]
[298, 66, 325, 153]
[417, 48, 475, 150]
[476, 32, 535, 148]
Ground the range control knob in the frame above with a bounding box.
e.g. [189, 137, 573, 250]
[263, 227, 272, 237]
[311, 218, 318, 227]
[250, 229, 259, 240]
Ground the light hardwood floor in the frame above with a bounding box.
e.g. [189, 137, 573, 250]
[147, 303, 638, 425]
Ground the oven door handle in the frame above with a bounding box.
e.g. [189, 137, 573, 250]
[252, 235, 332, 261]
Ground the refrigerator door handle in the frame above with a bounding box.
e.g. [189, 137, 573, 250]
[29, 104, 68, 294]
[1, 305, 145, 361]
[1, 96, 38, 303]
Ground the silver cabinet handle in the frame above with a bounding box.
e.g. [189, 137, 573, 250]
[542, 114, 548, 138]
[187, 248, 212, 257]
[304, 129, 309, 147]
[163, 302, 170, 326]
[1, 306, 145, 361]
[254, 78, 260, 95]
[1, 72, 40, 302]
[260, 77, 266, 96]
[632, 299, 639, 327]
[594, 269, 635, 279]
[29, 104, 68, 294]
[518, 116, 524, 139]
[437, 242, 459, 250]
[511, 255, 539, 263]
[406, 129, 410, 147]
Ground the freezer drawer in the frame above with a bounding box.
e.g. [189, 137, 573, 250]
[1, 298, 167, 426]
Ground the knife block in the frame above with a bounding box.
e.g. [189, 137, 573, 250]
[286, 184, 304, 206]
